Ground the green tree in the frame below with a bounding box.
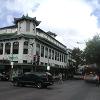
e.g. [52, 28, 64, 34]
[72, 47, 83, 68]
[84, 34, 100, 65]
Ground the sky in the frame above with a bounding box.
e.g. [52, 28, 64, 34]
[0, 0, 100, 50]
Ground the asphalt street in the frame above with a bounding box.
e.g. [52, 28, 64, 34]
[0, 80, 100, 100]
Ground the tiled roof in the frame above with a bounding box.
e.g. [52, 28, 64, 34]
[36, 28, 46, 33]
[47, 31, 57, 37]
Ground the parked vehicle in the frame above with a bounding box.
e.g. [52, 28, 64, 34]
[12, 72, 54, 88]
[84, 72, 98, 83]
[84, 64, 100, 83]
[0, 73, 9, 81]
[73, 72, 83, 80]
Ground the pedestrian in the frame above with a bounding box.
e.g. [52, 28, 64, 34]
[58, 73, 63, 84]
[96, 74, 99, 87]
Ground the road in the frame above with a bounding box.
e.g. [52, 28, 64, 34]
[0, 80, 100, 100]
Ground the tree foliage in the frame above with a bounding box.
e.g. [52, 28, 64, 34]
[84, 34, 100, 65]
[72, 47, 84, 67]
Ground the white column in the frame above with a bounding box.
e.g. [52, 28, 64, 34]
[10, 42, 13, 54]
[18, 40, 24, 63]
[3, 42, 5, 55]
[44, 46, 45, 58]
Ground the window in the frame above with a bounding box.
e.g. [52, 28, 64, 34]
[55, 51, 57, 60]
[13, 42, 19, 54]
[45, 47, 48, 58]
[49, 49, 51, 59]
[57, 52, 59, 61]
[23, 41, 28, 54]
[0, 43, 3, 55]
[23, 49, 28, 54]
[62, 54, 64, 62]
[64, 55, 66, 62]
[36, 43, 40, 55]
[13, 61, 18, 63]
[52, 50, 54, 60]
[41, 62, 44, 65]
[41, 45, 44, 57]
[23, 60, 27, 63]
[26, 21, 30, 32]
[5, 42, 11, 54]
[60, 53, 62, 62]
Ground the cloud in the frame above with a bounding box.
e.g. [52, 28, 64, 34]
[0, 0, 41, 27]
[0, 0, 100, 50]
[86, 0, 100, 28]
[31, 0, 99, 49]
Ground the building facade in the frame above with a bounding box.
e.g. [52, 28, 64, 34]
[0, 15, 72, 78]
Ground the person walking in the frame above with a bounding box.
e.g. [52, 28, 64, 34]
[58, 73, 63, 84]
[96, 74, 99, 87]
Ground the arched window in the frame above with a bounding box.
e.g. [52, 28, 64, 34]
[0, 43, 3, 55]
[5, 42, 11, 54]
[13, 42, 19, 54]
[23, 41, 28, 54]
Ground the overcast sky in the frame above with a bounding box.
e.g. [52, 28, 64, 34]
[0, 0, 100, 50]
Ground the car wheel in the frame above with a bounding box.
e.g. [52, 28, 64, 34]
[37, 83, 42, 89]
[13, 81, 19, 86]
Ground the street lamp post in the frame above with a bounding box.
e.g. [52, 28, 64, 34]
[10, 53, 14, 67]
[47, 52, 50, 72]
[10, 53, 14, 81]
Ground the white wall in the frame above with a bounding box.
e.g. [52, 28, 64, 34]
[0, 28, 17, 34]
[18, 21, 26, 34]
[17, 20, 36, 36]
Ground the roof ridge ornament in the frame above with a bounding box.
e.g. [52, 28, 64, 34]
[22, 15, 25, 18]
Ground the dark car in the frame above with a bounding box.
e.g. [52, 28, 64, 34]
[0, 73, 9, 81]
[12, 72, 54, 88]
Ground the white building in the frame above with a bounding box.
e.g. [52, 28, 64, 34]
[0, 15, 70, 78]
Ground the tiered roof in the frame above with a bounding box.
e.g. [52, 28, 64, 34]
[14, 15, 41, 26]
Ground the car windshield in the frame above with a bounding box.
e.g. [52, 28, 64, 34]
[34, 72, 47, 77]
